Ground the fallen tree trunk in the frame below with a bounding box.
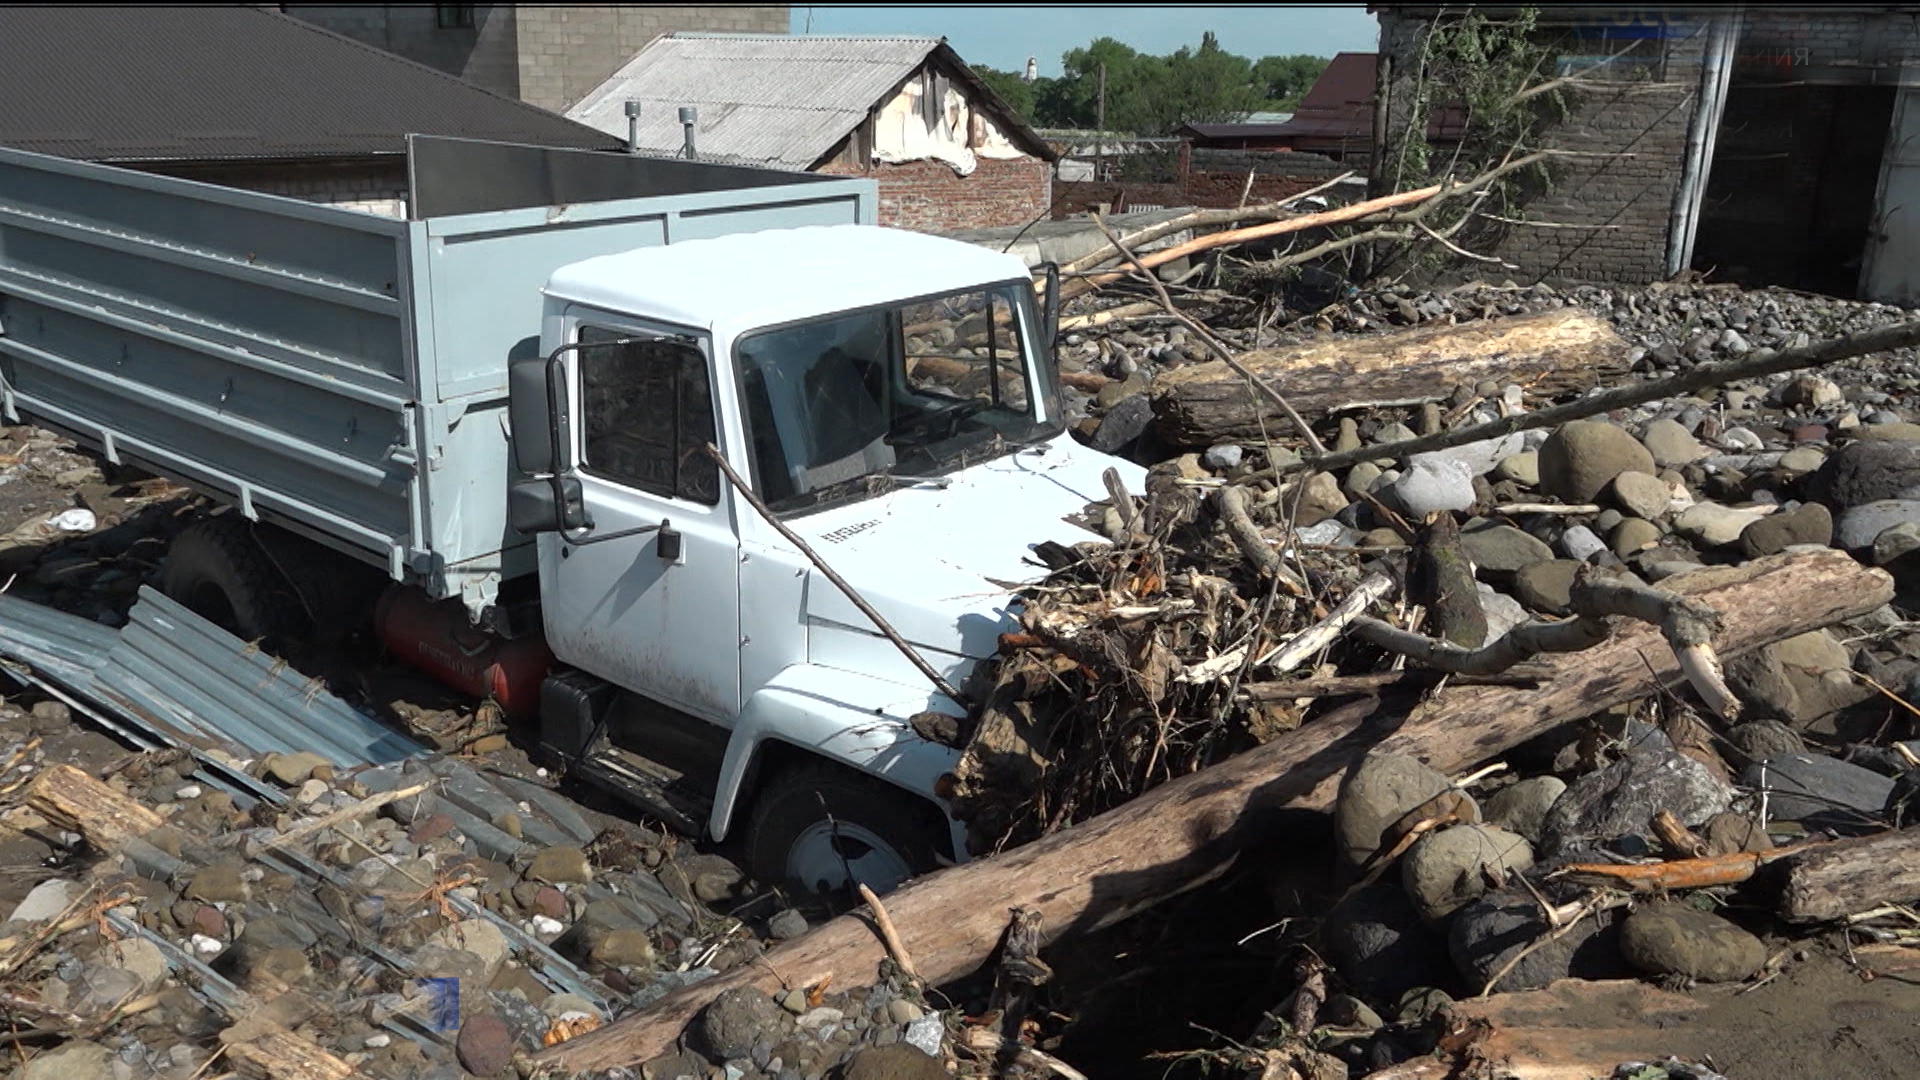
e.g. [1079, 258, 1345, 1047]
[1780, 827, 1920, 923]
[1151, 308, 1629, 446]
[536, 549, 1888, 1073]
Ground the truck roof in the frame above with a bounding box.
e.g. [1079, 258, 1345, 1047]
[543, 224, 1034, 334]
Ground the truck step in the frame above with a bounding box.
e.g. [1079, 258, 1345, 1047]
[571, 744, 713, 838]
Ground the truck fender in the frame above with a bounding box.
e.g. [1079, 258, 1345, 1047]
[708, 664, 965, 849]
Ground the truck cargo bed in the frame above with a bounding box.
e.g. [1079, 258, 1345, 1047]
[0, 138, 873, 617]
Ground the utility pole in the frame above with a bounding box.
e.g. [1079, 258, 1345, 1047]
[1095, 62, 1107, 182]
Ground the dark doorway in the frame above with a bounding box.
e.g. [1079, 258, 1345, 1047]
[1693, 82, 1894, 297]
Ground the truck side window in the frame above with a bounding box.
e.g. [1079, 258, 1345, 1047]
[577, 325, 719, 505]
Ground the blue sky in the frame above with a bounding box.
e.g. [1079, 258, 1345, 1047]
[791, 6, 1380, 76]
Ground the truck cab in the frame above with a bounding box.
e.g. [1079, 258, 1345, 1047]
[510, 225, 1142, 894]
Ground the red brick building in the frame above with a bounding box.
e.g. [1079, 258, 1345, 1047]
[568, 33, 1056, 232]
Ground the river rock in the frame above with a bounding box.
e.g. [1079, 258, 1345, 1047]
[1806, 438, 1920, 509]
[1608, 471, 1671, 520]
[7, 879, 82, 923]
[1780, 374, 1845, 409]
[1460, 521, 1554, 573]
[1776, 446, 1826, 476]
[1674, 502, 1767, 547]
[1540, 421, 1657, 502]
[1740, 753, 1894, 832]
[19, 1041, 112, 1080]
[1449, 890, 1624, 992]
[426, 919, 511, 981]
[526, 845, 592, 885]
[1837, 499, 1920, 551]
[701, 987, 794, 1060]
[1495, 452, 1539, 486]
[843, 1045, 949, 1080]
[186, 863, 250, 905]
[1641, 418, 1708, 468]
[1558, 524, 1606, 563]
[1620, 904, 1766, 982]
[262, 751, 331, 786]
[1335, 753, 1460, 867]
[1388, 456, 1476, 516]
[1089, 394, 1153, 453]
[1482, 777, 1567, 843]
[1401, 825, 1533, 921]
[1296, 471, 1349, 528]
[1738, 502, 1832, 557]
[1874, 520, 1920, 563]
[1320, 884, 1454, 1000]
[1540, 745, 1732, 857]
[456, 1013, 515, 1076]
[1611, 517, 1662, 557]
[1858, 421, 1920, 441]
[1722, 719, 1807, 769]
[1513, 561, 1579, 614]
[96, 937, 170, 992]
[1414, 433, 1527, 478]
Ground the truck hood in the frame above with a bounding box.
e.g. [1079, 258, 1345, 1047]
[792, 437, 1139, 661]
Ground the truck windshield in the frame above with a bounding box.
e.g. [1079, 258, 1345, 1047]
[736, 282, 1060, 511]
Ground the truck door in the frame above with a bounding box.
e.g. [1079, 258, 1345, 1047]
[538, 310, 741, 721]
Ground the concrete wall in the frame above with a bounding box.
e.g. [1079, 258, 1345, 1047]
[141, 159, 410, 219]
[820, 157, 1053, 232]
[1378, 10, 1709, 286]
[285, 5, 788, 110]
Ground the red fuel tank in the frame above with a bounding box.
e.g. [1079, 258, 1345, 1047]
[374, 586, 551, 718]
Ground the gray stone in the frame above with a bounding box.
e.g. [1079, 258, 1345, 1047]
[1876, 520, 1920, 564]
[886, 999, 925, 1024]
[1482, 777, 1567, 843]
[1513, 561, 1579, 615]
[1806, 438, 1920, 509]
[1541, 745, 1732, 857]
[1779, 374, 1845, 410]
[426, 920, 511, 981]
[843, 1045, 947, 1080]
[1723, 720, 1806, 770]
[1641, 418, 1708, 468]
[7, 878, 82, 923]
[262, 751, 331, 787]
[1608, 471, 1670, 520]
[1345, 461, 1384, 496]
[768, 909, 808, 942]
[1558, 525, 1606, 563]
[1720, 426, 1766, 452]
[1401, 824, 1533, 922]
[1858, 421, 1920, 441]
[1388, 455, 1476, 517]
[1738, 502, 1833, 558]
[1741, 754, 1894, 832]
[1319, 885, 1453, 1001]
[526, 846, 592, 885]
[95, 937, 169, 992]
[1204, 444, 1244, 470]
[1460, 521, 1554, 573]
[1837, 499, 1920, 551]
[1449, 891, 1623, 992]
[1495, 452, 1540, 487]
[702, 989, 795, 1061]
[1620, 904, 1766, 983]
[1322, 994, 1385, 1030]
[185, 863, 250, 905]
[1777, 447, 1826, 476]
[903, 1015, 945, 1057]
[1540, 421, 1657, 502]
[1611, 517, 1662, 558]
[1335, 753, 1459, 868]
[1675, 502, 1768, 547]
[1477, 585, 1530, 645]
[1088, 394, 1152, 453]
[20, 1041, 112, 1080]
[1413, 433, 1527, 479]
[1334, 417, 1363, 453]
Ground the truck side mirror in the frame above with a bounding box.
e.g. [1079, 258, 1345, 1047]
[1040, 262, 1062, 349]
[507, 350, 555, 475]
[509, 475, 590, 535]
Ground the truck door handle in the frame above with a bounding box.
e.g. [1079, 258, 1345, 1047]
[655, 523, 682, 561]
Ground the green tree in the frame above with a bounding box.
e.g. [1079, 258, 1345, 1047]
[971, 65, 1038, 122]
[1048, 33, 1269, 135]
[1251, 54, 1329, 108]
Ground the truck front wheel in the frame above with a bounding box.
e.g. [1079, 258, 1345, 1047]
[742, 761, 948, 899]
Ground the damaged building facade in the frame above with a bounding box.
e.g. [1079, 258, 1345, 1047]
[1375, 5, 1920, 303]
[567, 34, 1057, 232]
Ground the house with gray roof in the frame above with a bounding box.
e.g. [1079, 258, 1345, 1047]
[567, 33, 1057, 232]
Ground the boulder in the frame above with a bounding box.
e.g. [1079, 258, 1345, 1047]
[1088, 394, 1153, 453]
[1495, 452, 1540, 486]
[1540, 745, 1732, 857]
[1401, 825, 1534, 922]
[1740, 753, 1894, 832]
[1608, 471, 1671, 520]
[1722, 719, 1807, 770]
[1738, 502, 1832, 558]
[1641, 418, 1708, 468]
[1481, 777, 1567, 843]
[843, 1045, 950, 1080]
[699, 988, 794, 1061]
[1334, 753, 1460, 868]
[1619, 903, 1766, 982]
[1674, 502, 1768, 547]
[1319, 884, 1455, 1001]
[1513, 561, 1580, 615]
[1459, 521, 1554, 573]
[1295, 472, 1349, 528]
[1449, 891, 1625, 992]
[1540, 421, 1657, 502]
[1806, 438, 1920, 509]
[1610, 517, 1662, 558]
[1388, 456, 1477, 517]
[1836, 499, 1920, 551]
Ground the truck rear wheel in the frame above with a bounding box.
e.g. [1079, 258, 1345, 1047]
[742, 760, 948, 899]
[161, 517, 309, 649]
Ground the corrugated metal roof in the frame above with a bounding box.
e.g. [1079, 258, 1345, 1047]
[0, 7, 619, 162]
[571, 33, 943, 171]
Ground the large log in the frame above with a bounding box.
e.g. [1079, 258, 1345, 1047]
[1779, 827, 1920, 923]
[1150, 308, 1628, 447]
[536, 549, 1889, 1073]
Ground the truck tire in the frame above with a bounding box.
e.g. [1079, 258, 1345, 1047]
[743, 760, 948, 899]
[160, 517, 309, 649]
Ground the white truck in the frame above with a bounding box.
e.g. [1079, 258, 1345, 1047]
[0, 137, 1140, 895]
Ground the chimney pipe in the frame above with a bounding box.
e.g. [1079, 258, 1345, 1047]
[678, 106, 699, 160]
[623, 100, 642, 154]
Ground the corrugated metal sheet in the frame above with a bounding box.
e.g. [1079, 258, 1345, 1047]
[569, 34, 943, 170]
[0, 7, 618, 162]
[0, 586, 420, 767]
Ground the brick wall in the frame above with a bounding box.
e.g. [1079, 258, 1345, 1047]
[512, 6, 788, 111]
[819, 157, 1053, 232]
[1052, 147, 1346, 217]
[1377, 11, 1708, 285]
